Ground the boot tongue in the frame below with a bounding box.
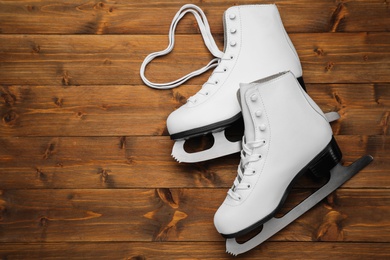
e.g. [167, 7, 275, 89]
[238, 83, 257, 144]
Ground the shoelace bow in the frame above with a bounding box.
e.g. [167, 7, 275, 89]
[228, 138, 265, 201]
[140, 4, 227, 102]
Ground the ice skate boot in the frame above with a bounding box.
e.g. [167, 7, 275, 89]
[140, 4, 339, 163]
[213, 71, 373, 255]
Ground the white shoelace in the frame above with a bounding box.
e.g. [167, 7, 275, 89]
[228, 138, 266, 201]
[140, 4, 224, 90]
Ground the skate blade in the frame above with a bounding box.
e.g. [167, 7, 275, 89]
[225, 154, 373, 256]
[171, 130, 242, 163]
[171, 112, 339, 163]
[325, 111, 340, 122]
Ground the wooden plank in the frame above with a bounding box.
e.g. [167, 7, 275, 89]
[0, 189, 389, 242]
[0, 135, 387, 189]
[0, 0, 388, 34]
[1, 84, 389, 136]
[0, 242, 389, 259]
[0, 33, 389, 85]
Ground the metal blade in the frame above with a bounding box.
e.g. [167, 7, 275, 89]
[171, 112, 339, 163]
[171, 130, 241, 163]
[226, 155, 373, 256]
[325, 111, 340, 122]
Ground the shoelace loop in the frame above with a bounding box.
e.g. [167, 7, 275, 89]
[140, 4, 224, 90]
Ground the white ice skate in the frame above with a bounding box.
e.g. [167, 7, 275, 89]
[213, 71, 373, 255]
[140, 4, 339, 163]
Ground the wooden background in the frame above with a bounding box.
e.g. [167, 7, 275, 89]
[0, 0, 389, 259]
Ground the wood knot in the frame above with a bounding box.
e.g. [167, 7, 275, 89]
[76, 111, 85, 119]
[315, 210, 347, 241]
[100, 104, 111, 110]
[26, 5, 37, 12]
[172, 90, 187, 105]
[98, 168, 111, 183]
[324, 192, 338, 210]
[39, 216, 49, 227]
[329, 3, 348, 32]
[53, 97, 63, 107]
[62, 71, 72, 86]
[314, 48, 325, 56]
[325, 62, 335, 72]
[36, 168, 46, 180]
[56, 162, 64, 168]
[157, 188, 179, 209]
[32, 44, 41, 54]
[333, 92, 343, 106]
[1, 92, 16, 106]
[119, 136, 126, 149]
[43, 139, 59, 160]
[2, 110, 18, 126]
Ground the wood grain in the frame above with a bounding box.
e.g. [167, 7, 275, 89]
[0, 33, 389, 85]
[0, 0, 389, 258]
[0, 0, 389, 34]
[0, 242, 389, 259]
[0, 189, 389, 242]
[0, 135, 387, 189]
[1, 84, 389, 136]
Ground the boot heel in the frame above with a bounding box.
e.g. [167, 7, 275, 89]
[309, 136, 342, 178]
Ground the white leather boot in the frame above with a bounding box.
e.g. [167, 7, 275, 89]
[141, 4, 333, 163]
[216, 71, 372, 256]
[168, 4, 305, 162]
[214, 71, 342, 237]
